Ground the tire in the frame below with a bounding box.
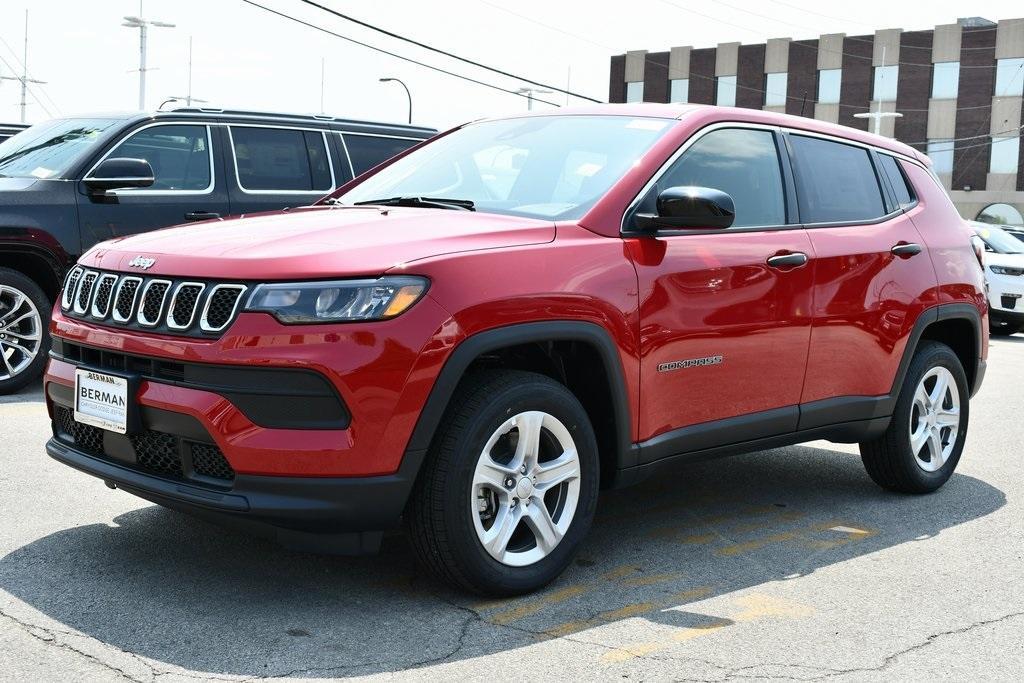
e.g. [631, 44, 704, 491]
[0, 267, 50, 395]
[406, 369, 600, 596]
[990, 324, 1020, 336]
[859, 341, 969, 493]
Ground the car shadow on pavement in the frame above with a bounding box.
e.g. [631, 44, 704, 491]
[0, 444, 1005, 677]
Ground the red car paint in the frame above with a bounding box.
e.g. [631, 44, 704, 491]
[45, 104, 987, 533]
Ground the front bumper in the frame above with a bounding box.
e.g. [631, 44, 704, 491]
[985, 270, 1024, 327]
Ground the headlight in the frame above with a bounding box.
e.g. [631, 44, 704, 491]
[245, 276, 428, 324]
[990, 265, 1024, 276]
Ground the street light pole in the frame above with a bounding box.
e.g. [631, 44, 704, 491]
[379, 77, 412, 124]
[0, 10, 46, 123]
[854, 45, 902, 136]
[515, 87, 553, 111]
[168, 37, 207, 108]
[122, 1, 175, 111]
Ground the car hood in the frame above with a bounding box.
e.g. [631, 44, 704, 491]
[985, 251, 1024, 268]
[79, 206, 556, 279]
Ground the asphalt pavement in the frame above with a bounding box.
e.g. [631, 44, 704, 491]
[1, 337, 1022, 681]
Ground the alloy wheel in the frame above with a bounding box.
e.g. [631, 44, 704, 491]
[471, 411, 581, 567]
[909, 366, 961, 472]
[0, 284, 42, 382]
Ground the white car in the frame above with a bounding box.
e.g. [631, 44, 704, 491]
[970, 221, 1024, 335]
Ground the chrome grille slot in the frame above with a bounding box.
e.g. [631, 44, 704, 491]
[61, 267, 83, 310]
[112, 277, 142, 323]
[73, 271, 98, 315]
[167, 282, 205, 329]
[137, 280, 171, 327]
[90, 274, 118, 319]
[201, 285, 247, 332]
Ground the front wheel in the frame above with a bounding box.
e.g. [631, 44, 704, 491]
[0, 267, 50, 395]
[859, 341, 969, 493]
[406, 369, 599, 596]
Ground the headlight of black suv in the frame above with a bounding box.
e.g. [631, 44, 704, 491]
[244, 276, 428, 324]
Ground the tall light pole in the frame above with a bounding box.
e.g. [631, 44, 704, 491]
[854, 45, 902, 136]
[0, 10, 46, 123]
[169, 36, 206, 107]
[379, 77, 412, 124]
[515, 87, 552, 111]
[122, 2, 175, 111]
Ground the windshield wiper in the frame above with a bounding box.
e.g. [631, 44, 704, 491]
[353, 196, 475, 211]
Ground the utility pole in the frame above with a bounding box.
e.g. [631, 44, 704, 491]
[320, 58, 326, 114]
[854, 46, 902, 136]
[169, 36, 206, 107]
[122, 1, 175, 110]
[0, 10, 46, 124]
[515, 87, 553, 111]
[379, 77, 411, 124]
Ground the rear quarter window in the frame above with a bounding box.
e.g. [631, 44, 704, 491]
[877, 154, 915, 209]
[790, 135, 886, 223]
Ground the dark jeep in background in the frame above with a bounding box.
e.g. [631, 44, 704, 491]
[0, 108, 435, 392]
[0, 123, 28, 143]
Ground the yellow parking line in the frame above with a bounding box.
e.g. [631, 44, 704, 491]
[488, 584, 590, 626]
[715, 530, 801, 556]
[544, 586, 714, 639]
[601, 564, 641, 581]
[621, 571, 686, 587]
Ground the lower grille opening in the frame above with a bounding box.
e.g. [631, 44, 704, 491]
[53, 406, 235, 486]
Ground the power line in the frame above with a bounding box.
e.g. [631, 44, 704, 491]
[240, 0, 564, 108]
[478, 0, 616, 52]
[295, 0, 603, 103]
[0, 32, 60, 116]
[0, 52, 51, 119]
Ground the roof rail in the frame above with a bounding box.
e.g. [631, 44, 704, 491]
[157, 107, 435, 132]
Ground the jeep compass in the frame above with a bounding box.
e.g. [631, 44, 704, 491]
[45, 105, 988, 595]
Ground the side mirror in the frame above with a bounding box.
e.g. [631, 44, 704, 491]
[83, 158, 155, 193]
[635, 186, 735, 231]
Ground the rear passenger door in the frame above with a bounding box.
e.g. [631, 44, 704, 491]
[225, 125, 346, 215]
[790, 134, 938, 427]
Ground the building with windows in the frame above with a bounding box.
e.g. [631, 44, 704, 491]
[609, 17, 1024, 226]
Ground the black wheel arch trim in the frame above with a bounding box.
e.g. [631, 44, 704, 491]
[403, 320, 633, 469]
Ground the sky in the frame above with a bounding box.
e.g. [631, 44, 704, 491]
[0, 0, 1022, 132]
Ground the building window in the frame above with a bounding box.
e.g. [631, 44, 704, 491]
[931, 61, 960, 99]
[990, 137, 1021, 174]
[872, 65, 899, 102]
[625, 81, 643, 103]
[927, 140, 954, 174]
[977, 203, 1024, 227]
[764, 72, 787, 107]
[716, 75, 736, 107]
[669, 78, 689, 103]
[995, 58, 1024, 97]
[817, 69, 841, 104]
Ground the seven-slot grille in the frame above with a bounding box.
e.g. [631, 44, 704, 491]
[61, 266, 247, 337]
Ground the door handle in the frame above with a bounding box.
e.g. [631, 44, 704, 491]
[184, 211, 221, 221]
[766, 252, 808, 269]
[891, 242, 922, 258]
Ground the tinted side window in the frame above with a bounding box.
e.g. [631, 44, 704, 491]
[877, 154, 914, 209]
[232, 127, 332, 192]
[343, 134, 418, 176]
[653, 128, 786, 228]
[790, 135, 886, 223]
[109, 124, 210, 191]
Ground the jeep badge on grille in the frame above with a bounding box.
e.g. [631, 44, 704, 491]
[128, 256, 156, 270]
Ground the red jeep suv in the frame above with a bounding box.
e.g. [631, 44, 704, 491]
[45, 105, 987, 595]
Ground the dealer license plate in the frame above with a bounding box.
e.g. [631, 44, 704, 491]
[73, 368, 129, 434]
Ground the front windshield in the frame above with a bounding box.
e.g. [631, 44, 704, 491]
[975, 224, 1024, 254]
[0, 118, 120, 179]
[336, 115, 674, 220]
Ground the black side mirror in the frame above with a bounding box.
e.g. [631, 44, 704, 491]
[635, 186, 735, 231]
[83, 158, 155, 193]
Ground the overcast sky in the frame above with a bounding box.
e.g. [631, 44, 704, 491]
[0, 0, 1021, 131]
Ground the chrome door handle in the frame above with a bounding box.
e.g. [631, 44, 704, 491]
[891, 242, 922, 257]
[184, 211, 221, 221]
[766, 252, 808, 268]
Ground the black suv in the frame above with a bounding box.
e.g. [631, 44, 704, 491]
[0, 123, 27, 144]
[0, 108, 435, 393]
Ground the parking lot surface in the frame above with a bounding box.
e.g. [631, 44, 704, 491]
[1, 338, 1022, 682]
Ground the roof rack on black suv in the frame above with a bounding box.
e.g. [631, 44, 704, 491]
[0, 122, 28, 143]
[0, 108, 436, 393]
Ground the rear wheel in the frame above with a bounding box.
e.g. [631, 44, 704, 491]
[0, 268, 49, 395]
[859, 341, 969, 493]
[406, 369, 599, 595]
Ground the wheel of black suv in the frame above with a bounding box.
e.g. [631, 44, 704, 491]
[859, 341, 969, 494]
[406, 369, 600, 596]
[0, 267, 50, 395]
[989, 323, 1021, 336]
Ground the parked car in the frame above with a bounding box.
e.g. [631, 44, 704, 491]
[969, 221, 1024, 335]
[44, 105, 987, 595]
[1000, 225, 1024, 244]
[0, 123, 28, 143]
[0, 108, 435, 392]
